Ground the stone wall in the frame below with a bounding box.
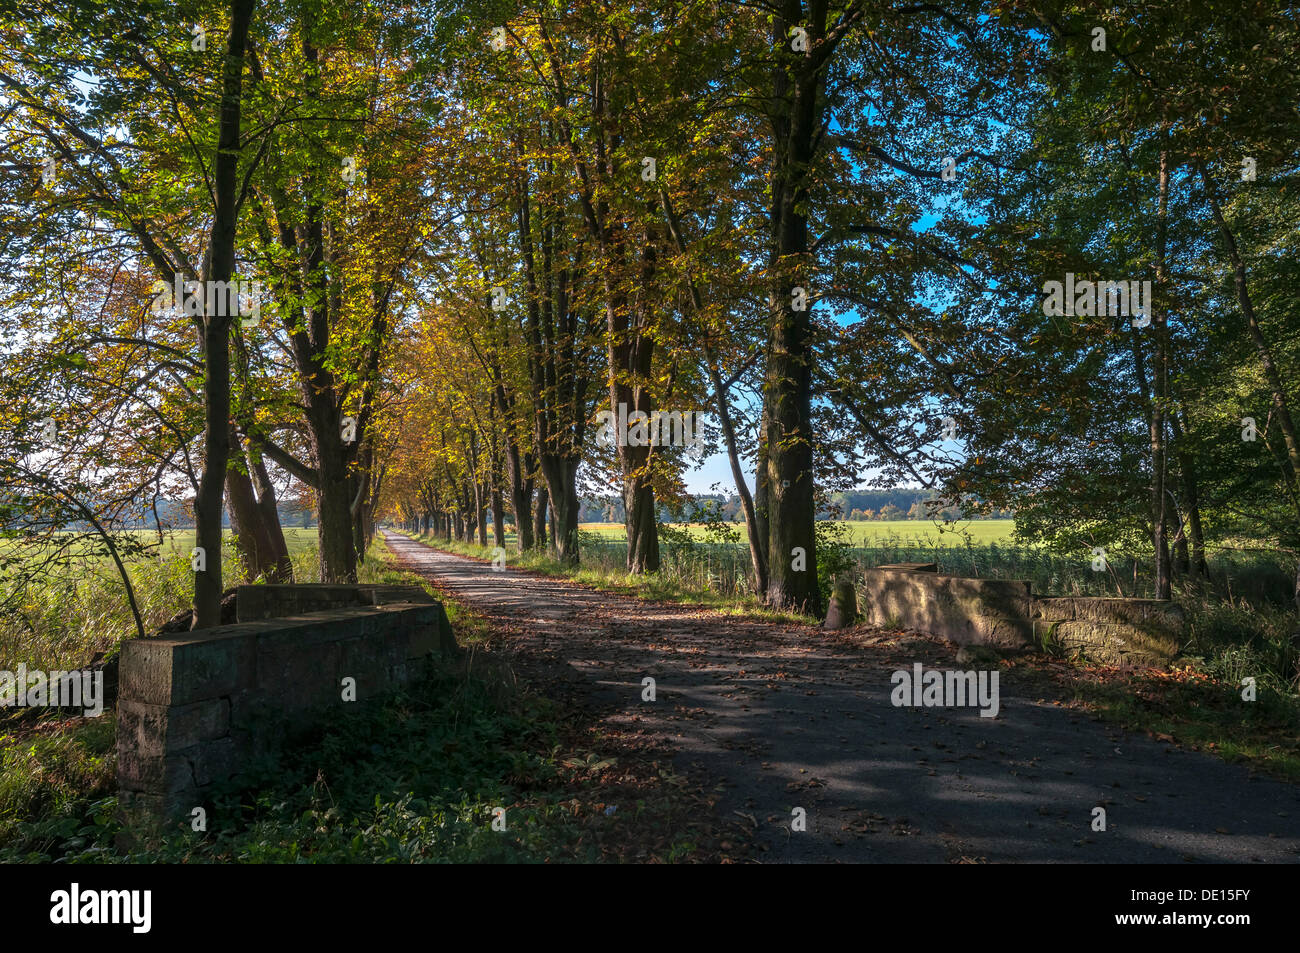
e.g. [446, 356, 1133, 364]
[1031, 597, 1183, 666]
[859, 564, 1033, 649]
[859, 565, 1182, 665]
[116, 584, 456, 822]
[234, 583, 451, 623]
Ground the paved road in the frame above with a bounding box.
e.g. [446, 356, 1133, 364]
[385, 531, 1300, 863]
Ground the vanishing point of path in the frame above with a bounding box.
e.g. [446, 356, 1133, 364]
[384, 531, 1300, 863]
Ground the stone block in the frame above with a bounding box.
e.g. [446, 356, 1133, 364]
[861, 568, 1033, 647]
[369, 585, 436, 606]
[256, 639, 341, 711]
[190, 737, 237, 787]
[338, 638, 391, 700]
[860, 567, 1186, 662]
[119, 584, 459, 822]
[236, 583, 433, 622]
[119, 630, 257, 707]
[166, 697, 230, 750]
[1032, 597, 1183, 664]
[115, 699, 169, 789]
[824, 578, 858, 629]
[161, 752, 198, 797]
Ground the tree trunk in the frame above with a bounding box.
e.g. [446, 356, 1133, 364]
[193, 0, 255, 629]
[624, 477, 659, 573]
[226, 428, 281, 582]
[514, 133, 591, 567]
[1169, 406, 1208, 578]
[762, 6, 825, 615]
[247, 446, 292, 580]
[491, 485, 506, 548]
[540, 455, 579, 565]
[706, 342, 767, 596]
[1150, 148, 1172, 599]
[754, 412, 772, 574]
[353, 498, 368, 563]
[533, 483, 548, 552]
[314, 415, 357, 582]
[607, 239, 661, 574]
[194, 322, 231, 628]
[510, 461, 534, 553]
[351, 444, 376, 565]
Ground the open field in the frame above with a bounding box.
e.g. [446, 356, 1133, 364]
[144, 527, 319, 559]
[0, 527, 319, 565]
[578, 519, 1017, 546]
[404, 519, 1290, 606]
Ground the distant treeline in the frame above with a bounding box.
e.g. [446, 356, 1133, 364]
[823, 490, 1012, 521]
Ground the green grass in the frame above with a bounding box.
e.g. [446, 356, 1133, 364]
[542, 520, 1168, 602]
[569, 523, 1157, 603]
[1056, 664, 1300, 782]
[0, 529, 323, 673]
[141, 527, 319, 560]
[0, 715, 117, 853]
[0, 527, 320, 561]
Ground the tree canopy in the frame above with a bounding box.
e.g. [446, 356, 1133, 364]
[2, 0, 1297, 623]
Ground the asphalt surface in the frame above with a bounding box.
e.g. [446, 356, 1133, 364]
[384, 531, 1300, 863]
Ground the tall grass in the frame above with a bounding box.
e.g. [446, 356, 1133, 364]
[0, 544, 194, 671]
[0, 532, 326, 672]
[573, 529, 1296, 605]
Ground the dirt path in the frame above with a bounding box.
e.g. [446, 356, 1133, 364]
[384, 531, 1300, 863]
